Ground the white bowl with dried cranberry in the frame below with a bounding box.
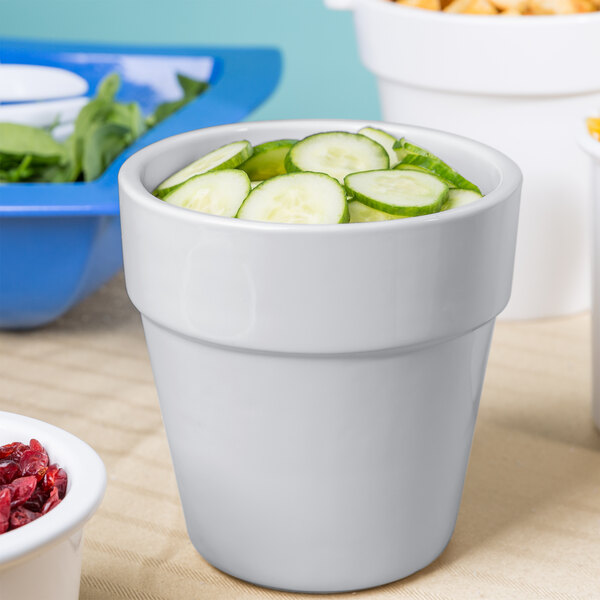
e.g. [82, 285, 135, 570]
[0, 411, 106, 600]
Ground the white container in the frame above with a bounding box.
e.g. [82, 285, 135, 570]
[119, 119, 521, 593]
[326, 0, 600, 319]
[0, 412, 106, 600]
[579, 126, 600, 431]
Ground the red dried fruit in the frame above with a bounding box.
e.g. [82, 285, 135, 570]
[2, 476, 37, 509]
[19, 449, 49, 480]
[0, 443, 20, 459]
[23, 487, 49, 512]
[0, 460, 20, 485]
[0, 440, 68, 533]
[29, 439, 44, 454]
[54, 469, 68, 499]
[0, 442, 27, 460]
[0, 488, 10, 534]
[10, 507, 40, 529]
[41, 486, 61, 515]
[42, 464, 68, 497]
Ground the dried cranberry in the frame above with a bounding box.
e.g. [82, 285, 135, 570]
[41, 487, 61, 515]
[23, 487, 49, 512]
[2, 475, 37, 509]
[54, 469, 68, 499]
[28, 439, 44, 454]
[0, 442, 27, 460]
[0, 460, 20, 485]
[19, 449, 49, 480]
[10, 507, 40, 529]
[0, 488, 10, 534]
[0, 440, 68, 534]
[42, 464, 68, 498]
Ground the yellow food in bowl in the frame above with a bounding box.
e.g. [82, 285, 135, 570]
[588, 118, 600, 142]
[389, 0, 599, 14]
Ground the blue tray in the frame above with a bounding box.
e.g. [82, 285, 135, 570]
[0, 39, 281, 329]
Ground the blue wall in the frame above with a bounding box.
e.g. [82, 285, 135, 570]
[0, 0, 381, 122]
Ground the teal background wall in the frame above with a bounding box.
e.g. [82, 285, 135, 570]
[0, 0, 381, 122]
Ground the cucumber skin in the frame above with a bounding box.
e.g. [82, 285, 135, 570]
[359, 127, 403, 166]
[344, 170, 448, 217]
[393, 139, 433, 158]
[284, 132, 389, 176]
[397, 153, 481, 194]
[392, 140, 481, 194]
[239, 139, 297, 181]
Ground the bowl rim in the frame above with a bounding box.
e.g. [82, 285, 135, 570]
[0, 411, 106, 568]
[356, 0, 600, 25]
[119, 118, 522, 234]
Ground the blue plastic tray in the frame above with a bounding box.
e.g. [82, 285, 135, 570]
[0, 39, 281, 329]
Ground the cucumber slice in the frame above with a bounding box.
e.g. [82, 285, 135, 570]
[393, 139, 481, 193]
[239, 139, 296, 181]
[348, 200, 406, 223]
[396, 153, 481, 193]
[345, 170, 448, 216]
[285, 132, 388, 183]
[442, 189, 483, 211]
[237, 172, 349, 225]
[162, 169, 250, 217]
[393, 139, 434, 158]
[394, 163, 457, 188]
[358, 127, 403, 167]
[250, 180, 264, 189]
[155, 140, 253, 195]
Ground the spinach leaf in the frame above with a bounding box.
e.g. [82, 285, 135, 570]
[107, 102, 146, 141]
[82, 122, 131, 182]
[146, 73, 209, 127]
[0, 70, 208, 183]
[0, 123, 66, 163]
[0, 155, 35, 182]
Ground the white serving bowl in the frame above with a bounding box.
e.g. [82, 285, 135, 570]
[578, 124, 600, 431]
[0, 65, 88, 103]
[326, 0, 600, 319]
[0, 412, 106, 600]
[119, 119, 521, 593]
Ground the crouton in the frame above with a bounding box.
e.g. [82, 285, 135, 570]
[444, 0, 499, 13]
[397, 0, 442, 10]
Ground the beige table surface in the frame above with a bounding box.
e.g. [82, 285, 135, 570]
[1, 274, 599, 600]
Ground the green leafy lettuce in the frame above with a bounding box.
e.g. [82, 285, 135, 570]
[0, 72, 208, 183]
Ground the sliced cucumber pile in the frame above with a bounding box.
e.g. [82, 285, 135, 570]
[155, 127, 483, 224]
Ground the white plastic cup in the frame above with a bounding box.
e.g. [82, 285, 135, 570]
[119, 119, 521, 593]
[579, 127, 600, 431]
[326, 0, 600, 319]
